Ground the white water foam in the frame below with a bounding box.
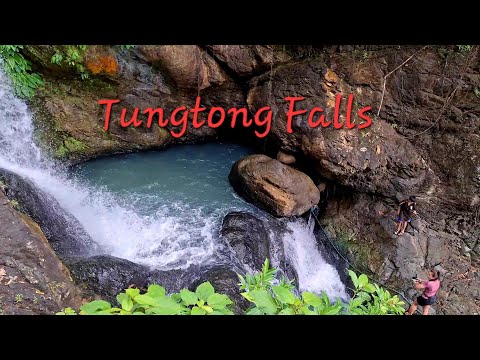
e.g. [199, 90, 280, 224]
[282, 218, 348, 300]
[0, 65, 216, 269]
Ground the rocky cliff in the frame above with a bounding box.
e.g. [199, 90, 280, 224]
[13, 45, 480, 314]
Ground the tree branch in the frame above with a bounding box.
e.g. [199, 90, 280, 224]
[377, 46, 428, 116]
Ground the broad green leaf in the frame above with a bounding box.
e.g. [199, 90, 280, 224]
[200, 305, 214, 313]
[215, 308, 234, 315]
[241, 292, 253, 302]
[348, 270, 359, 288]
[171, 293, 182, 303]
[322, 305, 342, 315]
[363, 283, 376, 293]
[180, 289, 198, 306]
[278, 307, 295, 315]
[246, 307, 264, 315]
[195, 281, 215, 301]
[302, 292, 322, 307]
[349, 297, 364, 308]
[207, 293, 233, 310]
[134, 294, 162, 307]
[125, 288, 140, 299]
[141, 296, 185, 314]
[358, 274, 368, 289]
[209, 310, 224, 315]
[272, 286, 296, 304]
[80, 300, 111, 314]
[300, 305, 317, 315]
[249, 289, 278, 314]
[191, 306, 206, 315]
[147, 284, 166, 298]
[117, 293, 133, 312]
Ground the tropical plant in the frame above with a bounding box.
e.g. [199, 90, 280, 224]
[57, 282, 234, 315]
[50, 45, 89, 80]
[58, 259, 406, 315]
[0, 45, 44, 97]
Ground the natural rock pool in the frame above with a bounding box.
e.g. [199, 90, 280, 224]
[70, 144, 258, 269]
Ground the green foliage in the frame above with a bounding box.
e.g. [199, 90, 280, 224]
[50, 45, 89, 80]
[457, 45, 473, 52]
[0, 45, 44, 97]
[120, 45, 135, 51]
[57, 259, 406, 315]
[56, 282, 234, 315]
[474, 86, 480, 99]
[238, 258, 277, 291]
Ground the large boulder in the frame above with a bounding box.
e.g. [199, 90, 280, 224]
[0, 169, 99, 257]
[139, 45, 227, 90]
[229, 154, 320, 217]
[221, 212, 270, 272]
[247, 57, 438, 198]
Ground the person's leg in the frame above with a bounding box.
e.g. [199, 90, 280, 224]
[422, 305, 430, 315]
[400, 221, 408, 234]
[395, 221, 402, 234]
[406, 298, 418, 315]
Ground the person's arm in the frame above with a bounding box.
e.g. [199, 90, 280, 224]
[397, 202, 404, 216]
[414, 279, 426, 290]
[412, 202, 417, 215]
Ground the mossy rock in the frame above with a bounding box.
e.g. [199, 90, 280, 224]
[55, 137, 89, 159]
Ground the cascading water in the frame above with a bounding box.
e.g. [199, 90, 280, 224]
[0, 64, 347, 300]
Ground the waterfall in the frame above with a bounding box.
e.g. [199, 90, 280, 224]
[282, 215, 349, 300]
[0, 64, 347, 300]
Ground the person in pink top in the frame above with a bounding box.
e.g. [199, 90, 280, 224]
[405, 268, 441, 315]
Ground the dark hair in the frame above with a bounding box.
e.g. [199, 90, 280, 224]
[429, 268, 440, 281]
[409, 195, 416, 202]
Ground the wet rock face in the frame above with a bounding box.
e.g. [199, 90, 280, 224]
[63, 255, 151, 303]
[220, 211, 300, 289]
[0, 169, 98, 257]
[0, 192, 81, 314]
[221, 212, 270, 272]
[229, 154, 320, 217]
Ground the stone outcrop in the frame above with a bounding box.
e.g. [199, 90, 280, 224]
[229, 154, 320, 217]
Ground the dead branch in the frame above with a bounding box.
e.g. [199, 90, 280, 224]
[377, 46, 428, 116]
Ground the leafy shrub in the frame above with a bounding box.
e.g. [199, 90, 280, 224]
[457, 45, 473, 52]
[57, 282, 234, 315]
[0, 45, 44, 97]
[58, 259, 405, 315]
[51, 45, 89, 80]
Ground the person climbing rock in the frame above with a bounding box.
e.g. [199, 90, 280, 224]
[394, 195, 417, 235]
[405, 268, 441, 315]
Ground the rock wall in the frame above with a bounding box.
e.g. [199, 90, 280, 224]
[0, 191, 81, 314]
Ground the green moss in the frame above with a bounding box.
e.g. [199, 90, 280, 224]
[323, 223, 378, 274]
[55, 136, 89, 158]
